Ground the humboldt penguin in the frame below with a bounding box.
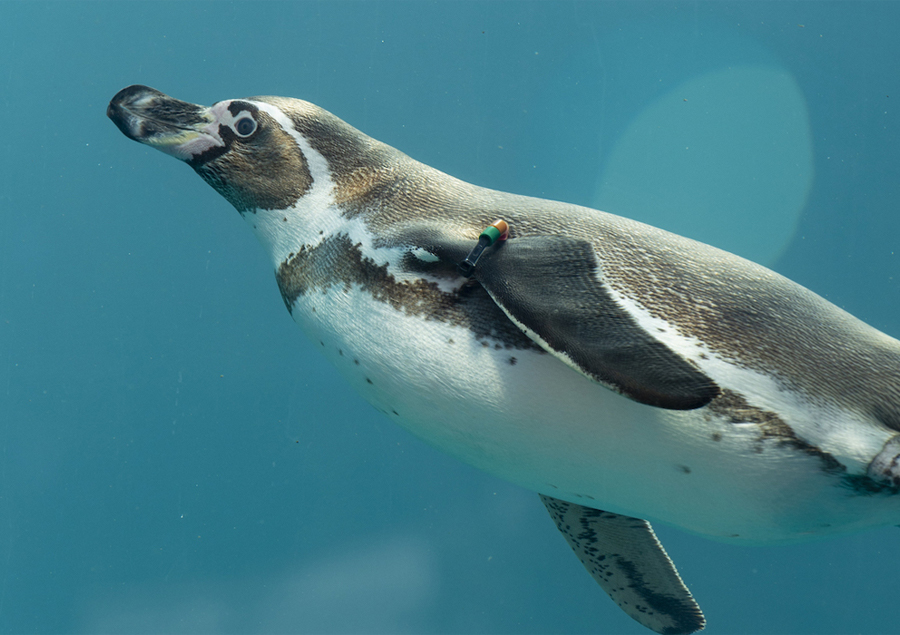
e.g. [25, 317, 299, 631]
[108, 85, 900, 634]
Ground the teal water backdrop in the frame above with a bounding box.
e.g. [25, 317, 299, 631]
[2, 2, 900, 633]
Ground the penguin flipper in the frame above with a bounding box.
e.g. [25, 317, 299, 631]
[402, 229, 718, 410]
[473, 235, 719, 410]
[541, 494, 706, 635]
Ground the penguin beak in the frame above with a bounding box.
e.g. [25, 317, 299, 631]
[107, 85, 222, 162]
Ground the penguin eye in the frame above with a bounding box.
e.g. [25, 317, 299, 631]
[234, 116, 257, 137]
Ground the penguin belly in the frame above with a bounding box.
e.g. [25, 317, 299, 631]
[291, 280, 895, 544]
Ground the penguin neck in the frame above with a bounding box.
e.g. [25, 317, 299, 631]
[242, 195, 348, 269]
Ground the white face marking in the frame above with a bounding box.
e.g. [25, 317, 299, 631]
[207, 101, 257, 133]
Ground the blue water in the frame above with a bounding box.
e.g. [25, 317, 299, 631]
[2, 2, 900, 633]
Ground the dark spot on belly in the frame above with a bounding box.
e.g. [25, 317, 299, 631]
[508, 356, 517, 365]
[338, 349, 343, 356]
[676, 465, 691, 474]
[711, 432, 722, 442]
[354, 359, 360, 365]
[366, 377, 373, 384]
[391, 409, 399, 416]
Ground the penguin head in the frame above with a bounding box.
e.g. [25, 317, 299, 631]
[107, 85, 315, 214]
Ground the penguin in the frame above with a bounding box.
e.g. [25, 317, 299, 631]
[108, 84, 900, 635]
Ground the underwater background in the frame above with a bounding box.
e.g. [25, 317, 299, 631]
[2, 2, 900, 633]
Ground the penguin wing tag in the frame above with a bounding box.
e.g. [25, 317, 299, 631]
[474, 235, 719, 409]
